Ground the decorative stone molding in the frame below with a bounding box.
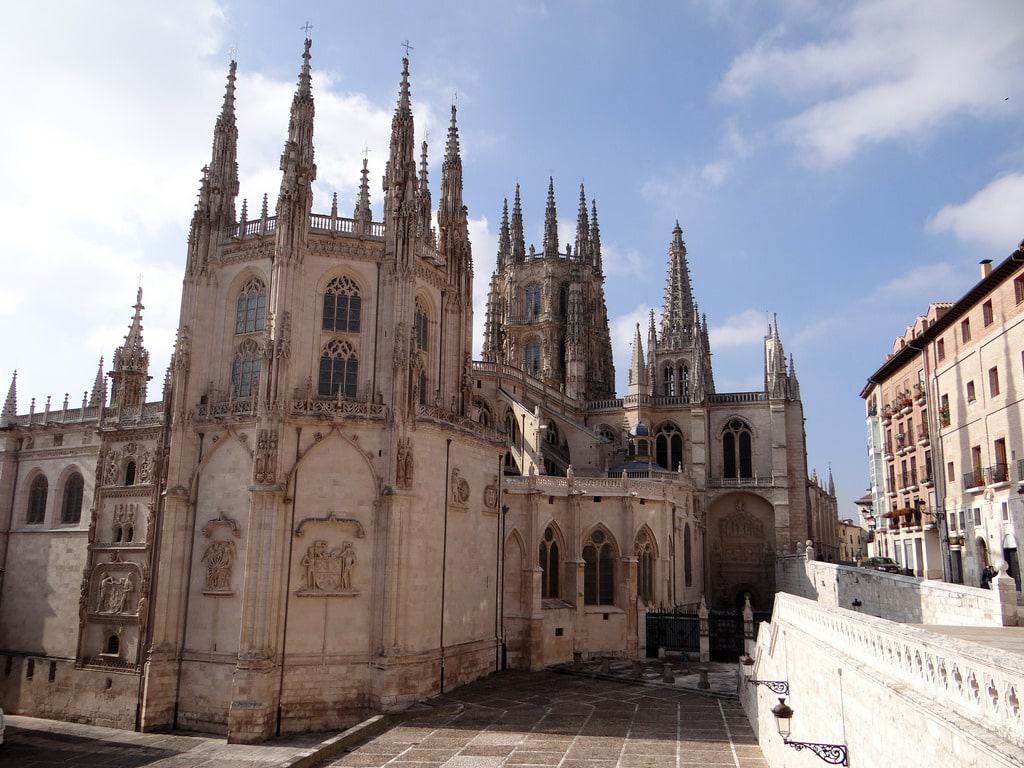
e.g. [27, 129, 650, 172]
[451, 467, 470, 509]
[294, 511, 365, 538]
[253, 428, 278, 484]
[483, 475, 499, 511]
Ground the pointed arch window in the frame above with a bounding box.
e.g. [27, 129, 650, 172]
[124, 461, 136, 486]
[319, 339, 358, 399]
[683, 522, 693, 587]
[27, 475, 47, 525]
[231, 338, 262, 399]
[61, 472, 84, 524]
[525, 285, 542, 321]
[525, 340, 541, 375]
[322, 276, 361, 333]
[235, 278, 268, 335]
[539, 525, 560, 599]
[655, 422, 684, 472]
[418, 367, 427, 406]
[680, 364, 690, 400]
[583, 528, 616, 606]
[722, 419, 753, 479]
[414, 301, 429, 351]
[635, 529, 655, 605]
[663, 365, 676, 396]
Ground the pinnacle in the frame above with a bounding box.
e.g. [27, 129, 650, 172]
[397, 57, 412, 114]
[221, 59, 237, 119]
[2, 369, 16, 420]
[298, 38, 313, 98]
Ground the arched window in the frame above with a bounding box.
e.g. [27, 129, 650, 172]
[235, 277, 267, 334]
[683, 522, 693, 587]
[524, 285, 542, 321]
[478, 403, 492, 427]
[104, 634, 120, 656]
[418, 367, 427, 406]
[663, 365, 675, 396]
[680, 364, 690, 400]
[635, 528, 655, 605]
[655, 423, 684, 472]
[27, 475, 47, 524]
[61, 473, 84, 524]
[322, 276, 361, 333]
[414, 300, 429, 351]
[525, 340, 541, 375]
[722, 419, 753, 479]
[539, 525, 560, 599]
[318, 339, 358, 399]
[583, 528, 616, 606]
[124, 461, 136, 486]
[231, 338, 261, 399]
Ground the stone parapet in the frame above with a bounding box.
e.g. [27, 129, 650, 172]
[777, 554, 1018, 627]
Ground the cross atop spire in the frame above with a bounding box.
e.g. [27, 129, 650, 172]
[301, 21, 313, 38]
[401, 39, 414, 56]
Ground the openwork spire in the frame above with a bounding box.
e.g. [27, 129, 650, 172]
[89, 357, 106, 407]
[109, 288, 151, 409]
[647, 310, 658, 368]
[385, 57, 417, 214]
[195, 58, 240, 236]
[659, 220, 696, 351]
[590, 199, 602, 272]
[2, 370, 16, 421]
[511, 183, 526, 262]
[497, 198, 511, 270]
[439, 105, 464, 228]
[574, 183, 589, 263]
[277, 37, 317, 236]
[354, 157, 372, 229]
[543, 177, 559, 259]
[627, 323, 647, 393]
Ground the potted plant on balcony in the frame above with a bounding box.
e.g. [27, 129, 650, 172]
[939, 404, 950, 427]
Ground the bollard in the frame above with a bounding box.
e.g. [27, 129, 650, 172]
[662, 663, 675, 683]
[572, 650, 582, 669]
[680, 652, 690, 675]
[698, 664, 710, 690]
[632, 660, 643, 679]
[599, 658, 611, 674]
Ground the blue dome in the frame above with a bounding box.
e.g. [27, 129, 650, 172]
[630, 422, 650, 437]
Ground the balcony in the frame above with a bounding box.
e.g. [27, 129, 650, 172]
[988, 463, 1010, 486]
[883, 442, 894, 461]
[708, 474, 775, 488]
[916, 424, 929, 447]
[900, 470, 919, 494]
[962, 469, 986, 492]
[922, 471, 934, 489]
[913, 384, 927, 407]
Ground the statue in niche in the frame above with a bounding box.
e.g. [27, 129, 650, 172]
[297, 539, 357, 595]
[396, 438, 414, 488]
[97, 572, 134, 614]
[202, 539, 236, 593]
[138, 450, 151, 484]
[254, 429, 278, 484]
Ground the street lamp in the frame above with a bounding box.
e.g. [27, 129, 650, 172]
[739, 656, 789, 694]
[771, 697, 849, 766]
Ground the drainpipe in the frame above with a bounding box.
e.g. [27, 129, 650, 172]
[172, 432, 204, 729]
[439, 438, 452, 692]
[494, 452, 503, 672]
[275, 427, 301, 737]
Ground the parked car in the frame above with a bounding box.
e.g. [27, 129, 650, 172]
[861, 556, 901, 573]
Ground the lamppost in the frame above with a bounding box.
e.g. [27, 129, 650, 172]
[771, 697, 849, 766]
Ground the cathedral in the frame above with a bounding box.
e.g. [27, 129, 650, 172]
[0, 40, 835, 743]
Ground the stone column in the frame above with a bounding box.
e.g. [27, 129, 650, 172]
[993, 560, 1019, 626]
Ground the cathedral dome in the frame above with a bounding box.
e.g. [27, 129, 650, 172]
[629, 422, 650, 437]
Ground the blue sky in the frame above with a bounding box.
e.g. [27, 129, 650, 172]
[2, 1, 1023, 515]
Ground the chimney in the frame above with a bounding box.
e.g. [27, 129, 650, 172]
[980, 259, 993, 278]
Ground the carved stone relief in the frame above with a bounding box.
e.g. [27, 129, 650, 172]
[201, 513, 241, 595]
[96, 572, 135, 614]
[396, 437, 414, 488]
[112, 504, 136, 543]
[483, 475, 498, 510]
[451, 468, 470, 508]
[297, 539, 357, 596]
[254, 429, 278, 484]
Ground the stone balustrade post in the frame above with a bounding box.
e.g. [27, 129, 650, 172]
[992, 560, 1019, 626]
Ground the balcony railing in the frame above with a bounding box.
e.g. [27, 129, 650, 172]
[900, 470, 919, 490]
[916, 424, 929, 444]
[962, 468, 985, 490]
[708, 474, 774, 488]
[988, 463, 1010, 484]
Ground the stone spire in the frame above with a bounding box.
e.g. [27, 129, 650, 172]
[354, 157, 372, 233]
[590, 199, 602, 272]
[2, 370, 16, 422]
[109, 288, 151, 409]
[89, 356, 106, 407]
[438, 105, 464, 230]
[574, 183, 589, 263]
[497, 198, 511, 270]
[415, 141, 432, 238]
[646, 310, 658, 369]
[827, 463, 835, 496]
[542, 177, 559, 259]
[765, 315, 789, 399]
[627, 323, 647, 396]
[659, 221, 696, 351]
[788, 353, 801, 400]
[384, 56, 417, 220]
[511, 183, 526, 263]
[208, 59, 240, 232]
[276, 37, 317, 257]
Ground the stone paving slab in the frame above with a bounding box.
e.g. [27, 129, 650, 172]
[551, 657, 740, 698]
[1, 714, 336, 768]
[322, 671, 766, 768]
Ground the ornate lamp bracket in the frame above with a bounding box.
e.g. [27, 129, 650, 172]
[748, 679, 789, 695]
[784, 739, 849, 766]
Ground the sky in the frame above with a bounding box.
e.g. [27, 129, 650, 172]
[2, 0, 1023, 517]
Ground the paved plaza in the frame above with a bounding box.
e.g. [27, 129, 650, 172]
[327, 670, 766, 768]
[0, 671, 767, 768]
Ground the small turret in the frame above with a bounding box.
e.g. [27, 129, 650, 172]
[590, 199, 602, 272]
[497, 198, 511, 270]
[276, 37, 317, 258]
[627, 323, 647, 396]
[108, 288, 151, 409]
[574, 183, 589, 263]
[354, 157, 372, 234]
[89, 357, 106, 407]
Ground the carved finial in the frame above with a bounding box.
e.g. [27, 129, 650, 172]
[511, 183, 525, 262]
[1, 370, 16, 421]
[574, 182, 589, 262]
[590, 198, 602, 271]
[543, 176, 558, 259]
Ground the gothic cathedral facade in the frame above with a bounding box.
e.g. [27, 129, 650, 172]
[0, 41, 833, 742]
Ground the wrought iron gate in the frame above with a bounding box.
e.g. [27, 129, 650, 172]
[645, 609, 699, 657]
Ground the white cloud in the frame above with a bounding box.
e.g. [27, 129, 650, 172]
[927, 173, 1024, 252]
[709, 309, 766, 348]
[871, 262, 962, 301]
[720, 0, 1024, 166]
[603, 243, 651, 279]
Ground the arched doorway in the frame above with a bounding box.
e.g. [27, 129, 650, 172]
[976, 535, 989, 577]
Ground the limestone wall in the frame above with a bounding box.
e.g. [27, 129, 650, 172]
[777, 553, 1018, 626]
[742, 593, 1024, 768]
